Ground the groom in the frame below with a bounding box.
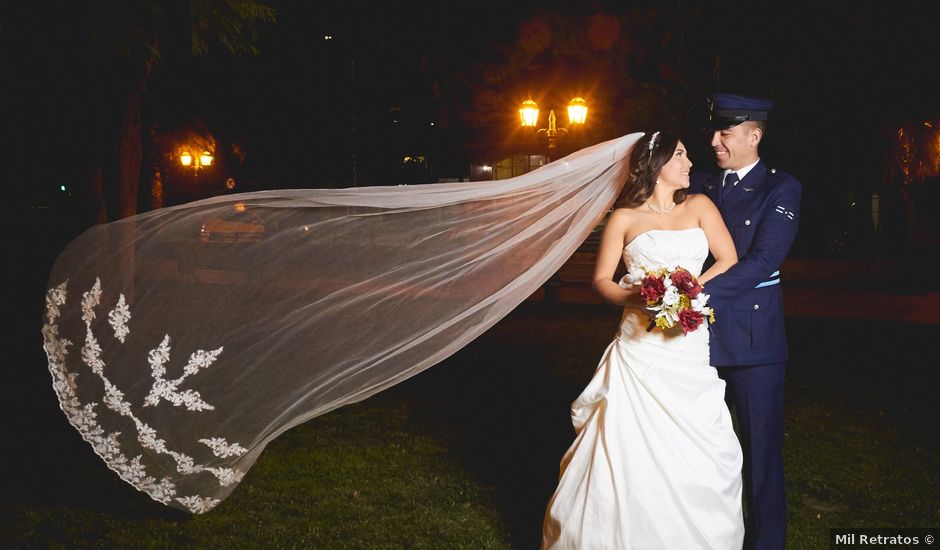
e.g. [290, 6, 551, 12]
[690, 93, 801, 550]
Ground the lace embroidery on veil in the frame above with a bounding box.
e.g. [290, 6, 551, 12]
[44, 279, 246, 512]
[42, 133, 642, 513]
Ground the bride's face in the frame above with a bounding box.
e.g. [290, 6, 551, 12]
[656, 141, 692, 190]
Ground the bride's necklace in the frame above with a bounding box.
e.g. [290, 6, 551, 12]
[646, 201, 676, 215]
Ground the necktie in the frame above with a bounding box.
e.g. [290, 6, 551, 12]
[721, 172, 739, 203]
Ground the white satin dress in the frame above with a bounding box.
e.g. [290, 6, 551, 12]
[541, 228, 744, 550]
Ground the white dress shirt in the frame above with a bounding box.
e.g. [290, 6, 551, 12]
[723, 158, 760, 187]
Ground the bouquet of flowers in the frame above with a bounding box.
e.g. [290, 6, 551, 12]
[622, 266, 715, 335]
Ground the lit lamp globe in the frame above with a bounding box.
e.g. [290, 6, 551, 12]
[519, 99, 539, 127]
[180, 151, 194, 167]
[567, 97, 588, 126]
[199, 151, 214, 167]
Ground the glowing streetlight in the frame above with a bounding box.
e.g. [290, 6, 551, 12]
[519, 99, 539, 128]
[519, 96, 589, 160]
[179, 149, 215, 191]
[567, 96, 588, 125]
[180, 150, 214, 171]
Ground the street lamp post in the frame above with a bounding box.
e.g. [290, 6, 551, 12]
[180, 150, 214, 173]
[519, 96, 589, 161]
[180, 150, 214, 187]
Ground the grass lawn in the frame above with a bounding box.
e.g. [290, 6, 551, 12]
[3, 302, 938, 548]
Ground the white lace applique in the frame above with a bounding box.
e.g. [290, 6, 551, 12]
[42, 278, 245, 513]
[45, 281, 68, 323]
[149, 478, 177, 502]
[81, 278, 102, 324]
[176, 495, 221, 514]
[143, 336, 222, 411]
[80, 280, 106, 376]
[204, 467, 245, 487]
[200, 437, 248, 458]
[108, 294, 131, 343]
[70, 279, 196, 495]
[71, 402, 99, 432]
[43, 287, 77, 395]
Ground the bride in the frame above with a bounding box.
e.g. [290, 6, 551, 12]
[541, 131, 745, 549]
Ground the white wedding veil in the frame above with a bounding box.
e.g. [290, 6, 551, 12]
[41, 133, 642, 513]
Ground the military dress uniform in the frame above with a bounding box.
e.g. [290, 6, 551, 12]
[690, 93, 802, 550]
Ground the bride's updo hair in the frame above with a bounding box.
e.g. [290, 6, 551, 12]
[615, 130, 688, 208]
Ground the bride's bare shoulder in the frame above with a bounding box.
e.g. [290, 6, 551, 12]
[683, 193, 718, 213]
[608, 206, 643, 222]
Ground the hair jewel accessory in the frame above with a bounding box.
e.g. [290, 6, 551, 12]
[648, 131, 661, 157]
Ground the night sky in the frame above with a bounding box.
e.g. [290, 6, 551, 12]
[3, 0, 940, 264]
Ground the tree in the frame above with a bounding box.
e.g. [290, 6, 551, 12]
[60, 0, 276, 222]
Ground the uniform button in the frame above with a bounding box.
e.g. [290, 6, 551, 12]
[753, 304, 760, 310]
[770, 168, 776, 174]
[745, 220, 751, 226]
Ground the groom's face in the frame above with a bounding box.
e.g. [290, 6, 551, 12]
[710, 123, 761, 171]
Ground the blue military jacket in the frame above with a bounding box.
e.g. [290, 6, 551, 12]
[690, 160, 801, 366]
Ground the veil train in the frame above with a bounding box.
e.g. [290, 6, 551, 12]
[42, 133, 642, 513]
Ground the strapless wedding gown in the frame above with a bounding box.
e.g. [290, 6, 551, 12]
[541, 228, 744, 550]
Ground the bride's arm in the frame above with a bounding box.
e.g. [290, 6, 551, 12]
[693, 195, 738, 284]
[592, 209, 638, 306]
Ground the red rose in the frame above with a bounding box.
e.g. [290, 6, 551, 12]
[640, 274, 666, 303]
[678, 309, 705, 334]
[670, 269, 702, 298]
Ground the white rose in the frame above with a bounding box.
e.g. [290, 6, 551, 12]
[662, 287, 680, 307]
